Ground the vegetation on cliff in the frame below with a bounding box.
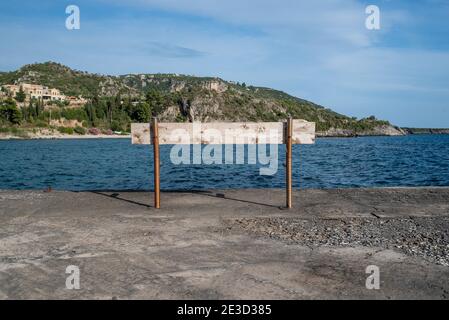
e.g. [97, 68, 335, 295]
[0, 62, 396, 135]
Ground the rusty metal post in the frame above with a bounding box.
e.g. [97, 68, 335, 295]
[152, 117, 160, 209]
[286, 118, 293, 208]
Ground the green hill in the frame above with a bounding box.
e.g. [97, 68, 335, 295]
[0, 62, 402, 136]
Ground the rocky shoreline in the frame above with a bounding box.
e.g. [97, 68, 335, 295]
[402, 128, 449, 135]
[0, 132, 130, 140]
[317, 124, 406, 137]
[316, 125, 449, 137]
[0, 124, 448, 140]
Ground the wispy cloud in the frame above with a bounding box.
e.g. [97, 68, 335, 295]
[142, 41, 205, 58]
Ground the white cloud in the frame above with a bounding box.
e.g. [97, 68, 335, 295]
[107, 0, 381, 47]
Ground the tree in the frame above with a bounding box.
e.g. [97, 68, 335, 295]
[146, 89, 165, 116]
[22, 101, 32, 121]
[84, 103, 97, 125]
[130, 102, 151, 122]
[15, 87, 26, 103]
[35, 98, 43, 117]
[0, 98, 22, 124]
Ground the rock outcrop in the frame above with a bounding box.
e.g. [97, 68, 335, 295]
[317, 125, 406, 137]
[402, 128, 449, 135]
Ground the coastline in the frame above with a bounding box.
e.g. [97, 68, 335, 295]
[0, 133, 131, 140]
[1, 132, 447, 141]
[1, 121, 447, 141]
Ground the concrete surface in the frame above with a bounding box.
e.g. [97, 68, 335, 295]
[0, 188, 448, 299]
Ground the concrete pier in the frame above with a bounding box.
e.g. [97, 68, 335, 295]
[1, 188, 448, 299]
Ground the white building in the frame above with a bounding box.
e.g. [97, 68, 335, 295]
[2, 83, 65, 101]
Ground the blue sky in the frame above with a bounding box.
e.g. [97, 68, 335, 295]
[0, 0, 448, 127]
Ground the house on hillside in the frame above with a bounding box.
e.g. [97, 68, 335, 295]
[2, 83, 66, 101]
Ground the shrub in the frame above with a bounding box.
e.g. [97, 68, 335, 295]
[57, 127, 74, 135]
[111, 120, 123, 132]
[88, 127, 101, 135]
[35, 120, 49, 128]
[74, 126, 86, 135]
[61, 108, 88, 121]
[9, 127, 29, 138]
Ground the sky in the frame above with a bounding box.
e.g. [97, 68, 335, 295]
[0, 0, 448, 127]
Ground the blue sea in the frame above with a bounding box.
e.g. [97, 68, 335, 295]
[0, 135, 448, 191]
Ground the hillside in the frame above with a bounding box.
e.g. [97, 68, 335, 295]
[0, 62, 403, 136]
[0, 62, 137, 97]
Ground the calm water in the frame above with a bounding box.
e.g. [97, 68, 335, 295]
[0, 135, 448, 191]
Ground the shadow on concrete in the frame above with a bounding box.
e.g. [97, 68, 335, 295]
[173, 190, 283, 209]
[85, 189, 283, 209]
[90, 191, 152, 208]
